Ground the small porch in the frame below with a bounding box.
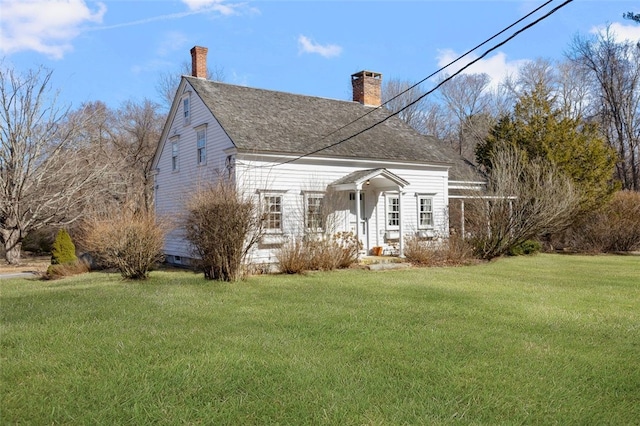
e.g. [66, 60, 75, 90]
[329, 168, 409, 257]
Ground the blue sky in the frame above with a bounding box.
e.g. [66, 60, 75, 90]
[2, 0, 639, 110]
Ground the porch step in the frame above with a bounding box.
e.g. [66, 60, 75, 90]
[366, 261, 412, 271]
[359, 256, 406, 265]
[359, 255, 409, 266]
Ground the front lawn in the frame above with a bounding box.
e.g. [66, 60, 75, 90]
[1, 254, 638, 424]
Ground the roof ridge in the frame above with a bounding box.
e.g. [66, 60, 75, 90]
[184, 75, 368, 107]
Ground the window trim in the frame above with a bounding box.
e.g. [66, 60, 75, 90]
[416, 194, 435, 229]
[225, 155, 235, 179]
[182, 94, 191, 126]
[302, 191, 325, 232]
[259, 191, 286, 234]
[170, 137, 179, 172]
[385, 193, 400, 230]
[196, 125, 207, 166]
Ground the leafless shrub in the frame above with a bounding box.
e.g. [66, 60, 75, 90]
[446, 235, 477, 263]
[80, 210, 166, 280]
[277, 238, 309, 274]
[466, 147, 580, 260]
[565, 190, 640, 253]
[332, 232, 363, 268]
[404, 237, 441, 266]
[277, 232, 362, 274]
[305, 239, 340, 271]
[183, 182, 264, 281]
[405, 235, 475, 267]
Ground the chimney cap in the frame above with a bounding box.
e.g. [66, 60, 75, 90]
[351, 70, 382, 80]
[351, 70, 382, 106]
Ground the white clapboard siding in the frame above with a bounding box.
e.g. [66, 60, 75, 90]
[155, 81, 235, 258]
[154, 80, 455, 265]
[235, 157, 450, 263]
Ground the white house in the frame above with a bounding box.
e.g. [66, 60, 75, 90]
[152, 46, 480, 266]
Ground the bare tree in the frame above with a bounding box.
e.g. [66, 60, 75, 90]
[64, 101, 126, 215]
[382, 78, 432, 134]
[437, 73, 492, 160]
[508, 59, 557, 97]
[0, 65, 109, 264]
[156, 60, 225, 109]
[569, 27, 640, 190]
[505, 58, 593, 122]
[63, 99, 164, 215]
[112, 99, 165, 213]
[466, 146, 579, 259]
[382, 78, 454, 140]
[487, 82, 514, 118]
[419, 101, 450, 140]
[555, 60, 592, 120]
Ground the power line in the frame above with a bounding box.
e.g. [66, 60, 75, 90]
[378, 0, 556, 113]
[292, 0, 555, 157]
[272, 0, 574, 166]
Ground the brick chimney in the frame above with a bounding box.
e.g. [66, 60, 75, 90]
[190, 46, 208, 78]
[351, 70, 382, 106]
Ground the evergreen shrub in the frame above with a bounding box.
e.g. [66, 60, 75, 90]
[508, 240, 542, 256]
[51, 229, 77, 265]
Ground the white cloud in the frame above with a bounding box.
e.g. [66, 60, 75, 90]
[297, 35, 342, 58]
[590, 22, 640, 43]
[92, 1, 256, 31]
[181, 0, 239, 16]
[0, 0, 106, 59]
[436, 48, 529, 90]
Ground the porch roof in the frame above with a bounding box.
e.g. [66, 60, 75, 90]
[329, 168, 409, 191]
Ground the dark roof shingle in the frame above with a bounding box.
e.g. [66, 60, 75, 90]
[185, 76, 477, 180]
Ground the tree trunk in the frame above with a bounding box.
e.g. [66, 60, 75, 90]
[2, 230, 22, 265]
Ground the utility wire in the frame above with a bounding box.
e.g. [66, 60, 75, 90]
[293, 0, 555, 156]
[364, 0, 555, 118]
[270, 0, 574, 167]
[244, 0, 555, 169]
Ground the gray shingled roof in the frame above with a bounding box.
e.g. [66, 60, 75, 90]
[185, 76, 478, 181]
[331, 169, 387, 186]
[330, 168, 409, 187]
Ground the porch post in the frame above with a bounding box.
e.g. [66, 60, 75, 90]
[398, 191, 404, 258]
[460, 199, 465, 240]
[355, 188, 361, 243]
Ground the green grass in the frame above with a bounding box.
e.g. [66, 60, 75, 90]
[1, 254, 639, 425]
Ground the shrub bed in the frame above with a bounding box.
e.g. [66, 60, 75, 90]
[277, 232, 362, 274]
[404, 235, 475, 266]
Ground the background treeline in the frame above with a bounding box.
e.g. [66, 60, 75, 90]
[2, 25, 639, 272]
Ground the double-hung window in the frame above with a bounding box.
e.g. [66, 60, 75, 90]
[304, 193, 324, 232]
[386, 194, 400, 229]
[264, 195, 283, 232]
[196, 126, 206, 165]
[171, 138, 179, 171]
[417, 195, 434, 228]
[183, 95, 190, 125]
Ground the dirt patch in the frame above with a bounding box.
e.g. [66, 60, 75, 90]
[0, 255, 50, 274]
